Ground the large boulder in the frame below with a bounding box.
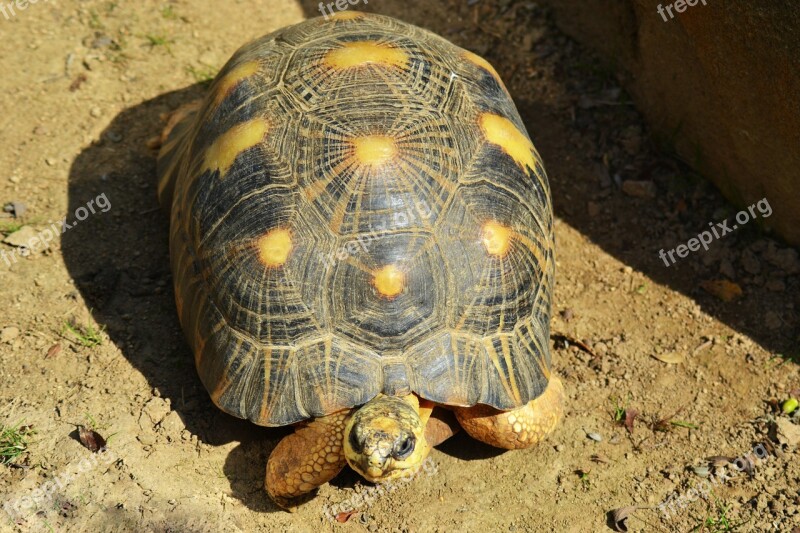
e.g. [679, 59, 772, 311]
[541, 0, 800, 245]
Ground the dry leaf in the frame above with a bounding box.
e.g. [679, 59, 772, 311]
[45, 343, 62, 359]
[78, 426, 107, 452]
[706, 455, 734, 467]
[335, 510, 357, 523]
[651, 352, 684, 364]
[700, 279, 743, 302]
[624, 409, 639, 434]
[610, 506, 638, 532]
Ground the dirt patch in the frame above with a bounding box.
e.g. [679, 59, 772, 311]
[0, 1, 797, 532]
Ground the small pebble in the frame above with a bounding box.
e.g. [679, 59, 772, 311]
[90, 106, 102, 118]
[621, 180, 657, 199]
[587, 432, 602, 442]
[692, 465, 710, 478]
[1, 326, 20, 343]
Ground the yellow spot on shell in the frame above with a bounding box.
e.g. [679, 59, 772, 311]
[329, 10, 364, 21]
[257, 228, 292, 267]
[212, 61, 260, 107]
[479, 113, 537, 172]
[324, 41, 409, 71]
[482, 221, 513, 257]
[351, 135, 397, 167]
[203, 119, 267, 177]
[373, 265, 405, 298]
[462, 50, 508, 92]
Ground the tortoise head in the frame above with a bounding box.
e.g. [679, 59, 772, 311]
[344, 394, 429, 482]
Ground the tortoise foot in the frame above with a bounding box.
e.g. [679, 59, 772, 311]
[453, 376, 564, 449]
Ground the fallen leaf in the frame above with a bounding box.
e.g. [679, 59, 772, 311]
[624, 409, 639, 434]
[69, 74, 88, 92]
[610, 506, 639, 532]
[551, 333, 597, 358]
[651, 352, 684, 365]
[78, 426, 107, 452]
[335, 510, 358, 523]
[45, 343, 62, 359]
[706, 456, 734, 467]
[700, 279, 743, 302]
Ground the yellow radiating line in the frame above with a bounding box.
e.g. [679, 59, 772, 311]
[500, 335, 522, 404]
[482, 337, 515, 401]
[259, 346, 273, 422]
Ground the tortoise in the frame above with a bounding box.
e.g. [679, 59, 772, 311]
[156, 11, 563, 509]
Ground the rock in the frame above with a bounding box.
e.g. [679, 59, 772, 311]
[1, 326, 20, 343]
[9, 202, 25, 218]
[198, 50, 219, 67]
[3, 226, 38, 248]
[90, 106, 102, 118]
[766, 279, 786, 292]
[159, 411, 184, 434]
[774, 418, 800, 447]
[764, 245, 800, 274]
[622, 180, 656, 199]
[90, 35, 114, 49]
[595, 164, 612, 188]
[740, 249, 761, 274]
[137, 433, 156, 446]
[719, 258, 736, 279]
[765, 311, 782, 330]
[141, 397, 171, 427]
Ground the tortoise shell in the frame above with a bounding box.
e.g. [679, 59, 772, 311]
[157, 12, 554, 427]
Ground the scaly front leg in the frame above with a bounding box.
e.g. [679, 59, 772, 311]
[265, 409, 352, 509]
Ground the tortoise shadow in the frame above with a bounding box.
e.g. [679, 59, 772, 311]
[62, 84, 288, 511]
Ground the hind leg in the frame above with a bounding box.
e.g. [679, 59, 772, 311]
[453, 377, 564, 449]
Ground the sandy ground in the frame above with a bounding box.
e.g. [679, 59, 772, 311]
[0, 1, 798, 532]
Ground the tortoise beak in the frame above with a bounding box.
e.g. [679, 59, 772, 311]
[360, 446, 391, 480]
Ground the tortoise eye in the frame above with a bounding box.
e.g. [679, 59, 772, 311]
[348, 429, 362, 453]
[393, 435, 416, 459]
